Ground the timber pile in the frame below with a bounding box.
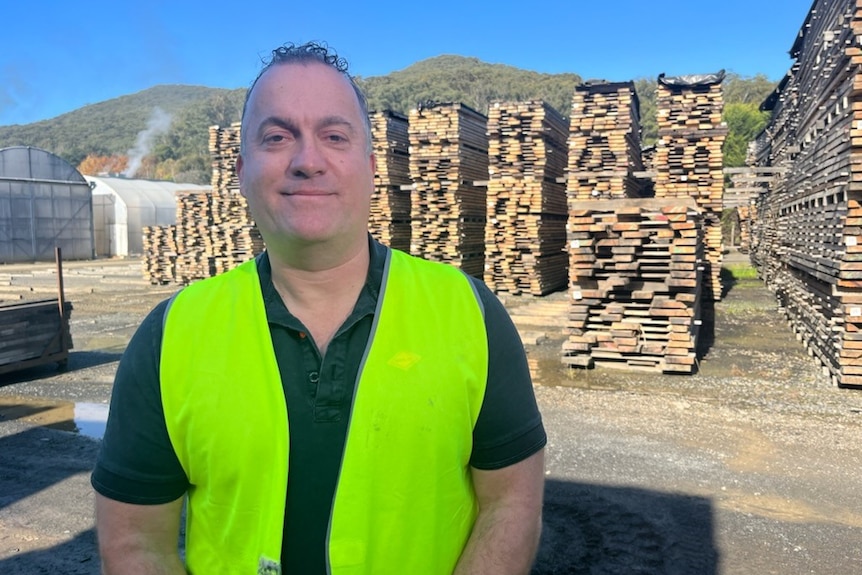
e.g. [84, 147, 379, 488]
[0, 299, 73, 373]
[654, 72, 727, 302]
[142, 123, 264, 285]
[749, 0, 862, 387]
[142, 225, 178, 284]
[209, 123, 242, 193]
[408, 102, 489, 277]
[566, 81, 644, 201]
[370, 110, 412, 251]
[562, 198, 704, 373]
[485, 100, 569, 295]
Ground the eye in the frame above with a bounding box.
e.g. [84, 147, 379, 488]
[326, 133, 348, 143]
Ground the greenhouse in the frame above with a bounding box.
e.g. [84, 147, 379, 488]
[0, 146, 94, 263]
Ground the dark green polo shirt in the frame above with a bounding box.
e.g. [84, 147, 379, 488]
[92, 238, 546, 574]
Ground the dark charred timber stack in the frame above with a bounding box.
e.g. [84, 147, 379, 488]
[562, 198, 704, 373]
[142, 124, 264, 285]
[485, 100, 569, 295]
[750, 0, 862, 387]
[654, 72, 727, 303]
[408, 102, 489, 277]
[0, 249, 72, 375]
[370, 110, 412, 252]
[566, 81, 645, 201]
[0, 299, 73, 375]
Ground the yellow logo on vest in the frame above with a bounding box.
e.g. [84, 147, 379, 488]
[387, 351, 422, 370]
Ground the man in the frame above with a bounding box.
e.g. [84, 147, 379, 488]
[92, 42, 546, 574]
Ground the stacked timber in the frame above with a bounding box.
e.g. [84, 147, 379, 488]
[566, 81, 645, 201]
[750, 0, 862, 387]
[370, 110, 412, 251]
[208, 189, 264, 276]
[0, 299, 73, 373]
[408, 102, 489, 277]
[484, 100, 569, 295]
[209, 122, 242, 193]
[142, 225, 178, 284]
[563, 198, 704, 373]
[654, 71, 727, 302]
[173, 190, 214, 283]
[142, 123, 264, 285]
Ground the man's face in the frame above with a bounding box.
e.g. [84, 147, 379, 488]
[237, 62, 375, 251]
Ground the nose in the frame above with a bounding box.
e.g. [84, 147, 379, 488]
[289, 138, 325, 178]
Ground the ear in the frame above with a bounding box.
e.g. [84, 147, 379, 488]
[236, 154, 246, 198]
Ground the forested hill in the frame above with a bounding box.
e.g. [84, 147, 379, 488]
[359, 55, 582, 122]
[0, 55, 777, 185]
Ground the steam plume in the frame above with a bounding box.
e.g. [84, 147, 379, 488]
[123, 107, 172, 177]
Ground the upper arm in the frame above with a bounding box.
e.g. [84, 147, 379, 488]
[91, 298, 189, 504]
[471, 448, 545, 514]
[95, 493, 186, 574]
[469, 279, 547, 469]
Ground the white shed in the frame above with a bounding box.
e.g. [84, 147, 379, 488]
[86, 176, 210, 257]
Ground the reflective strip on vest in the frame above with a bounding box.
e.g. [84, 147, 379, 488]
[161, 249, 488, 574]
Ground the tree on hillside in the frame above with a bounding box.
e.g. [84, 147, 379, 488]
[634, 78, 658, 147]
[722, 102, 770, 167]
[78, 154, 128, 176]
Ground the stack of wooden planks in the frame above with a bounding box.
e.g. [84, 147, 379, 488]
[142, 224, 178, 284]
[562, 198, 704, 373]
[748, 0, 862, 387]
[142, 123, 264, 285]
[408, 102, 489, 277]
[654, 72, 727, 302]
[209, 122, 242, 193]
[566, 81, 645, 201]
[485, 100, 569, 295]
[370, 110, 412, 252]
[0, 299, 73, 374]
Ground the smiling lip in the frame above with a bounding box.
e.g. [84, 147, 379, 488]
[281, 189, 333, 196]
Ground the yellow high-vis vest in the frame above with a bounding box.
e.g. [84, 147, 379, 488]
[161, 248, 488, 574]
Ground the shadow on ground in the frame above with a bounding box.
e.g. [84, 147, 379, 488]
[0, 422, 719, 575]
[534, 478, 718, 574]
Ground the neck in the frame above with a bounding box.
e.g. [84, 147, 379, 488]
[265, 239, 370, 355]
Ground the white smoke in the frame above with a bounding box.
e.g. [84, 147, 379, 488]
[123, 107, 172, 177]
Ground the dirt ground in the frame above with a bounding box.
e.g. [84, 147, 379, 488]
[1, 252, 862, 574]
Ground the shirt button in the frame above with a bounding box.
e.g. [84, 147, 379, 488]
[309, 371, 320, 384]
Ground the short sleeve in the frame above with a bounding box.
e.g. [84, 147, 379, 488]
[90, 298, 189, 504]
[469, 280, 547, 470]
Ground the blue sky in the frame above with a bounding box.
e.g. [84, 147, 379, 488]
[1, 0, 814, 126]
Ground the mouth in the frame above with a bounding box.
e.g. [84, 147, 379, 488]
[281, 189, 332, 197]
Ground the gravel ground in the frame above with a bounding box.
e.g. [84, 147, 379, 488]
[1, 253, 862, 574]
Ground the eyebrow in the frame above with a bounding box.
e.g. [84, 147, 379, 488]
[318, 115, 357, 135]
[256, 115, 357, 137]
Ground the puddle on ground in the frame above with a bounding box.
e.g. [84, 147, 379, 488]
[0, 396, 108, 439]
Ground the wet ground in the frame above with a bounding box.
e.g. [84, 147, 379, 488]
[2, 253, 862, 574]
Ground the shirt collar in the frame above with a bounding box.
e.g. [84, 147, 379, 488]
[257, 234, 387, 328]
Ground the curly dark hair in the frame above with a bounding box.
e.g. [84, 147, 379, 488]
[240, 41, 372, 152]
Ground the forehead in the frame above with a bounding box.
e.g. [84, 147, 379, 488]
[247, 62, 361, 119]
